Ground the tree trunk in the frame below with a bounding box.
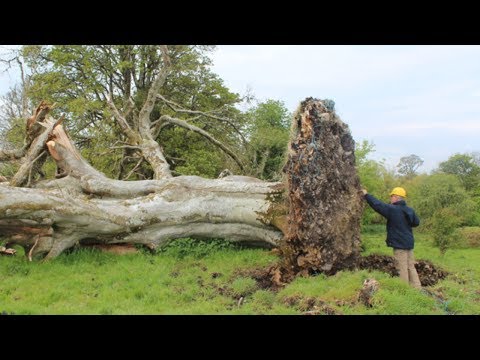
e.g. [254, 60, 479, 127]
[0, 175, 284, 260]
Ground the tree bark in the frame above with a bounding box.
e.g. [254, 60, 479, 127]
[0, 148, 26, 161]
[0, 176, 284, 260]
[10, 102, 54, 187]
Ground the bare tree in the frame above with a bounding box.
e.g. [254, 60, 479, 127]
[0, 47, 34, 162]
[397, 154, 424, 178]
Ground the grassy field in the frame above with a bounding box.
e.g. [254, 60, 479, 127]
[1, 232, 479, 315]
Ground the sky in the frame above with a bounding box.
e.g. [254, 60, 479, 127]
[210, 45, 480, 173]
[1, 45, 479, 173]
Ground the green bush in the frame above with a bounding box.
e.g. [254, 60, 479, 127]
[159, 237, 236, 259]
[356, 140, 397, 226]
[458, 227, 480, 248]
[431, 208, 461, 255]
[411, 174, 477, 227]
[360, 224, 385, 234]
[230, 277, 258, 298]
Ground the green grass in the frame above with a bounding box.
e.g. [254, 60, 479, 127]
[1, 233, 480, 314]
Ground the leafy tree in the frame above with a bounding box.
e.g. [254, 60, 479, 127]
[19, 45, 244, 179]
[243, 99, 290, 180]
[431, 207, 461, 255]
[356, 140, 395, 225]
[355, 139, 375, 165]
[1, 52, 35, 150]
[410, 173, 477, 227]
[0, 85, 46, 179]
[437, 153, 480, 191]
[397, 154, 423, 178]
[470, 151, 480, 166]
[0, 85, 26, 148]
[356, 140, 385, 192]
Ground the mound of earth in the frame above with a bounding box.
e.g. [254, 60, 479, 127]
[243, 254, 448, 291]
[359, 254, 448, 287]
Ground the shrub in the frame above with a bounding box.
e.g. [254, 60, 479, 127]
[412, 174, 476, 227]
[159, 237, 236, 259]
[430, 208, 461, 255]
[458, 227, 480, 248]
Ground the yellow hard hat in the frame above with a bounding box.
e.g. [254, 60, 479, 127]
[390, 187, 407, 198]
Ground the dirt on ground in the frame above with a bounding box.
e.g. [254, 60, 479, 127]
[235, 266, 285, 291]
[243, 254, 448, 291]
[359, 254, 448, 287]
[81, 243, 139, 255]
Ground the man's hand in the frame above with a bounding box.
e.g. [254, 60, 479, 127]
[361, 188, 368, 196]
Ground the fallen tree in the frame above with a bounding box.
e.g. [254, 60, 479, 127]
[0, 98, 364, 275]
[0, 103, 286, 260]
[0, 176, 284, 260]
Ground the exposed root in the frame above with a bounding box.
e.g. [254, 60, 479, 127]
[28, 235, 40, 262]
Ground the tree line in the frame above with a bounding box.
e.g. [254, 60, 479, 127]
[358, 141, 480, 253]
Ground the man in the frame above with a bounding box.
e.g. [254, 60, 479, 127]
[361, 187, 422, 289]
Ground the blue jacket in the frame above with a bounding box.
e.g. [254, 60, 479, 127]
[364, 194, 420, 250]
